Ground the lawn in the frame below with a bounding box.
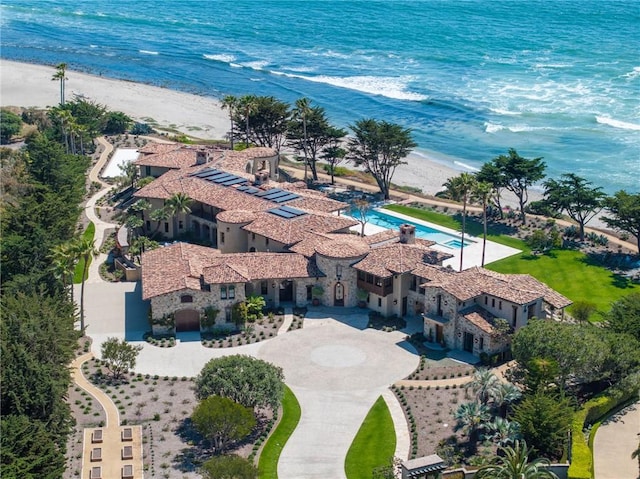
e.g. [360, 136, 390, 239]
[384, 204, 639, 315]
[73, 222, 95, 283]
[344, 396, 396, 479]
[258, 386, 301, 478]
[488, 249, 639, 317]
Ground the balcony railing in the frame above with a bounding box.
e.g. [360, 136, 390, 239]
[357, 279, 393, 297]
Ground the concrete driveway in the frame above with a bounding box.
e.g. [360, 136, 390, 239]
[85, 297, 419, 479]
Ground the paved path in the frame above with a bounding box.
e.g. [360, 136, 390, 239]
[71, 352, 120, 427]
[594, 401, 640, 479]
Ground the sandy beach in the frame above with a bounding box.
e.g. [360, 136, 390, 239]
[1, 59, 463, 197]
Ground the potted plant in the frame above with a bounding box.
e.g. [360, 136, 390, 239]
[311, 285, 324, 306]
[356, 288, 368, 308]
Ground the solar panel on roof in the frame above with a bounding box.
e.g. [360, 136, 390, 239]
[201, 171, 228, 180]
[191, 168, 216, 178]
[271, 193, 300, 203]
[222, 177, 248, 186]
[212, 173, 235, 183]
[268, 208, 295, 219]
[244, 187, 260, 195]
[279, 205, 305, 216]
[236, 185, 249, 191]
[263, 190, 291, 200]
[255, 188, 281, 197]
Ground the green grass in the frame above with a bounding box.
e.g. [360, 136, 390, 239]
[384, 204, 639, 315]
[73, 222, 95, 284]
[258, 386, 301, 478]
[488, 249, 638, 316]
[344, 396, 396, 479]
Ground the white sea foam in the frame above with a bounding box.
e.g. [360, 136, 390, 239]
[279, 73, 428, 101]
[622, 66, 640, 80]
[453, 161, 480, 172]
[484, 122, 505, 133]
[203, 53, 236, 63]
[490, 108, 522, 116]
[229, 63, 242, 68]
[596, 116, 640, 131]
[139, 50, 159, 55]
[242, 61, 270, 71]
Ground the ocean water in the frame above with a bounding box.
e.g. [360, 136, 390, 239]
[1, 0, 638, 194]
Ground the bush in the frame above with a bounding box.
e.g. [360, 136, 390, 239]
[130, 122, 154, 135]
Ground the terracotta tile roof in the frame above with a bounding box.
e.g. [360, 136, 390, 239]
[214, 147, 277, 172]
[425, 266, 571, 307]
[413, 263, 456, 283]
[216, 210, 257, 224]
[463, 307, 498, 335]
[135, 149, 202, 169]
[142, 243, 322, 298]
[315, 235, 370, 259]
[141, 243, 221, 299]
[363, 229, 400, 246]
[203, 253, 322, 284]
[286, 195, 348, 213]
[242, 210, 358, 246]
[137, 143, 181, 155]
[353, 243, 444, 277]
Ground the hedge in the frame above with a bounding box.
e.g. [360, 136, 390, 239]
[568, 388, 638, 479]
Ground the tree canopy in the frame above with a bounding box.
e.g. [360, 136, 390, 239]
[192, 396, 256, 452]
[347, 119, 416, 200]
[541, 173, 605, 241]
[232, 95, 290, 152]
[604, 292, 640, 342]
[601, 190, 640, 253]
[195, 355, 285, 409]
[0, 109, 22, 144]
[201, 454, 258, 479]
[100, 337, 143, 380]
[486, 149, 546, 224]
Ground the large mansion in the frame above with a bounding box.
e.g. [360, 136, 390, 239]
[133, 143, 571, 359]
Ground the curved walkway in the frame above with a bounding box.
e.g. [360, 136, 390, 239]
[85, 136, 119, 283]
[71, 352, 120, 427]
[593, 401, 640, 479]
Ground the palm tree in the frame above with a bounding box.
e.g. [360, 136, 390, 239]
[466, 368, 501, 405]
[166, 192, 192, 237]
[293, 97, 312, 181]
[50, 241, 77, 303]
[475, 440, 558, 479]
[494, 382, 523, 416]
[442, 173, 477, 271]
[221, 95, 238, 149]
[474, 180, 493, 266]
[483, 417, 522, 448]
[239, 95, 258, 148]
[453, 401, 491, 445]
[73, 236, 98, 332]
[149, 207, 171, 238]
[51, 63, 68, 105]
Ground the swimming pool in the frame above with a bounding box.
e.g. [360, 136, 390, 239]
[350, 208, 472, 249]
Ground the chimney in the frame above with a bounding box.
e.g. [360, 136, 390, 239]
[196, 149, 208, 165]
[399, 224, 415, 244]
[254, 170, 270, 186]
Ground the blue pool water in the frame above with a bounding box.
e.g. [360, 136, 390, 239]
[353, 209, 471, 249]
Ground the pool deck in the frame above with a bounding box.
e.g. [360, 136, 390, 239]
[101, 148, 140, 178]
[352, 207, 521, 270]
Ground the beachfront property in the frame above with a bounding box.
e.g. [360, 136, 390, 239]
[133, 143, 571, 358]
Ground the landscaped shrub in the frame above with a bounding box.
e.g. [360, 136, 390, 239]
[568, 388, 637, 479]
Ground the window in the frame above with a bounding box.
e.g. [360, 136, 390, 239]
[252, 233, 256, 241]
[180, 294, 193, 303]
[499, 300, 502, 310]
[228, 285, 235, 299]
[366, 273, 374, 284]
[221, 285, 227, 300]
[357, 271, 365, 281]
[409, 275, 417, 291]
[179, 220, 183, 229]
[492, 298, 495, 308]
[375, 277, 383, 287]
[479, 337, 484, 350]
[306, 285, 313, 300]
[164, 222, 169, 233]
[383, 277, 393, 287]
[220, 232, 225, 244]
[146, 220, 151, 230]
[265, 238, 269, 246]
[145, 166, 151, 176]
[484, 296, 488, 305]
[378, 298, 382, 307]
[262, 281, 269, 295]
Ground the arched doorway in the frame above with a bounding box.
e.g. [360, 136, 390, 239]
[175, 309, 200, 332]
[334, 282, 345, 307]
[278, 280, 293, 302]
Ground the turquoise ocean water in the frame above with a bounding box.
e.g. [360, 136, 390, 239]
[1, 0, 638, 193]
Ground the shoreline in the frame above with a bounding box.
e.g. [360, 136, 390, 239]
[1, 59, 464, 197]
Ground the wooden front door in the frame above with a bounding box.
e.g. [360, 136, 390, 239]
[463, 332, 474, 352]
[436, 325, 444, 344]
[175, 309, 200, 332]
